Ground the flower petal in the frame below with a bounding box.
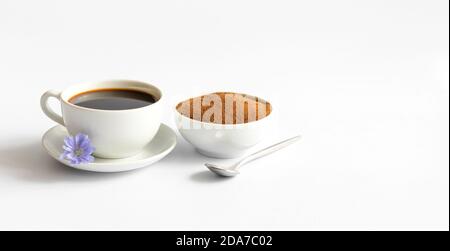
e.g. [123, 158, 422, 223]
[79, 138, 91, 149]
[75, 133, 86, 148]
[70, 158, 81, 165]
[62, 145, 73, 152]
[60, 150, 71, 159]
[66, 151, 77, 161]
[79, 155, 94, 164]
[64, 137, 75, 149]
[83, 145, 95, 155]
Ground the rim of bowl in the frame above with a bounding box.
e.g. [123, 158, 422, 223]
[174, 93, 273, 128]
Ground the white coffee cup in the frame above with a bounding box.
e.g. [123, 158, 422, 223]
[40, 80, 163, 159]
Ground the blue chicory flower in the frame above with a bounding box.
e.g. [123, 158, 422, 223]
[60, 133, 95, 165]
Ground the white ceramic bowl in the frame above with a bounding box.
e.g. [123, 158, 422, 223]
[174, 101, 273, 159]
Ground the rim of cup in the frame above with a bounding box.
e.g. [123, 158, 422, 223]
[60, 79, 163, 113]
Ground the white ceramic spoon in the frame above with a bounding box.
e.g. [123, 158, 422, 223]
[205, 135, 301, 177]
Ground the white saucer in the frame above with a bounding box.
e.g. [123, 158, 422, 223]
[42, 124, 177, 172]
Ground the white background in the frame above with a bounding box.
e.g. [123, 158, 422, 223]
[0, 0, 448, 230]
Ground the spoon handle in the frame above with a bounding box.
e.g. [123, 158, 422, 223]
[237, 135, 301, 168]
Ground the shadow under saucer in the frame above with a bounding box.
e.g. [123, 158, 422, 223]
[0, 140, 137, 183]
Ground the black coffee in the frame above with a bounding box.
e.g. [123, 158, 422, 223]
[69, 89, 156, 110]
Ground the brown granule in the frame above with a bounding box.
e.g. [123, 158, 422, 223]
[176, 92, 272, 124]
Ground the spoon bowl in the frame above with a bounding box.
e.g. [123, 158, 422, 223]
[205, 163, 240, 177]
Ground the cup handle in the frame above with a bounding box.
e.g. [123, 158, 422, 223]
[40, 90, 65, 126]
